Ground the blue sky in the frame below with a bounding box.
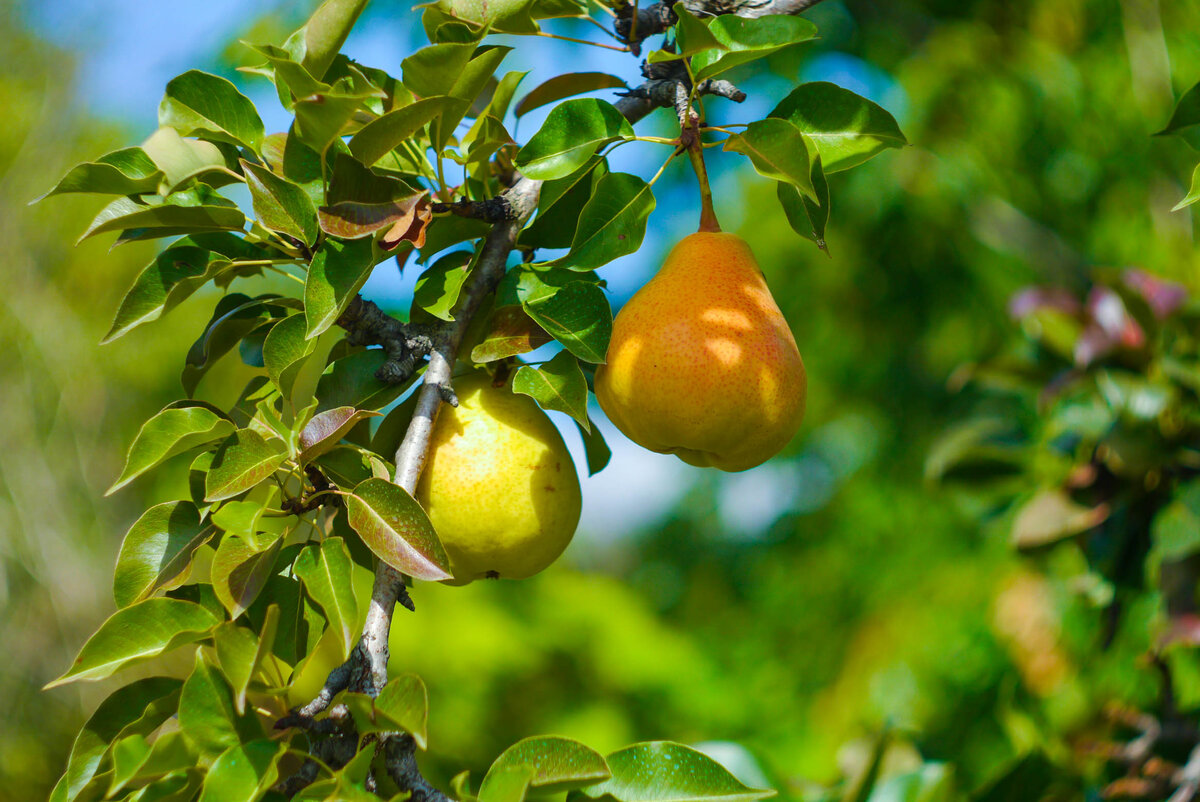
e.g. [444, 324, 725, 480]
[26, 0, 902, 546]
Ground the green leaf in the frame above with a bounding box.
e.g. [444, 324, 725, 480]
[776, 157, 829, 250]
[178, 650, 260, 757]
[114, 501, 215, 607]
[183, 295, 290, 397]
[513, 351, 589, 429]
[419, 215, 491, 263]
[1153, 479, 1200, 560]
[298, 0, 372, 80]
[497, 263, 600, 306]
[479, 766, 535, 802]
[431, 46, 513, 151]
[241, 160, 319, 246]
[341, 673, 429, 743]
[243, 43, 330, 109]
[198, 740, 285, 802]
[263, 312, 317, 398]
[515, 99, 633, 180]
[471, 305, 553, 363]
[141, 127, 238, 191]
[580, 743, 775, 802]
[316, 350, 415, 412]
[524, 281, 612, 363]
[304, 236, 376, 339]
[205, 429, 287, 502]
[105, 246, 236, 343]
[212, 534, 285, 618]
[346, 477, 452, 580]
[690, 14, 816, 80]
[544, 171, 654, 271]
[47, 599, 219, 687]
[672, 3, 723, 55]
[1157, 80, 1200, 149]
[109, 404, 236, 494]
[318, 152, 423, 239]
[79, 186, 246, 243]
[37, 147, 163, 200]
[521, 156, 608, 251]
[723, 118, 815, 201]
[299, 407, 381, 462]
[769, 82, 907, 173]
[294, 539, 359, 659]
[1173, 163, 1200, 211]
[514, 73, 627, 118]
[159, 70, 265, 152]
[293, 77, 382, 156]
[402, 41, 477, 98]
[213, 605, 280, 714]
[414, 250, 473, 321]
[48, 678, 181, 802]
[482, 736, 610, 796]
[575, 417, 611, 476]
[349, 96, 457, 165]
[120, 731, 198, 792]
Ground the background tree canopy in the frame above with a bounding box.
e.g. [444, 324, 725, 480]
[4, 0, 1200, 799]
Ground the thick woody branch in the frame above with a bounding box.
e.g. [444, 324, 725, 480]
[385, 736, 453, 802]
[337, 296, 439, 385]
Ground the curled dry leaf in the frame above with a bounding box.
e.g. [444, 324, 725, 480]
[381, 193, 432, 251]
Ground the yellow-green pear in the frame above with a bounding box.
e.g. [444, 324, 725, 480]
[595, 232, 807, 472]
[416, 372, 581, 582]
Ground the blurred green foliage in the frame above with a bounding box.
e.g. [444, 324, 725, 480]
[8, 0, 1200, 799]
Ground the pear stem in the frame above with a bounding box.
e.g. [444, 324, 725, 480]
[679, 94, 721, 232]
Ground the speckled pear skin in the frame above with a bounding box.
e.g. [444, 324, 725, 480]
[416, 373, 582, 582]
[595, 232, 807, 472]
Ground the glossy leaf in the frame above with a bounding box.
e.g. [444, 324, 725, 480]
[471, 305, 553, 363]
[769, 82, 907, 173]
[520, 156, 608, 250]
[141, 126, 237, 191]
[178, 650, 260, 757]
[402, 41, 477, 98]
[79, 186, 246, 243]
[513, 350, 589, 429]
[318, 154, 424, 240]
[580, 742, 775, 802]
[159, 70, 265, 151]
[414, 250, 473, 321]
[205, 429, 286, 502]
[575, 417, 611, 475]
[346, 477, 452, 580]
[514, 72, 627, 118]
[47, 678, 181, 802]
[1173, 163, 1200, 211]
[304, 236, 376, 338]
[342, 673, 429, 744]
[212, 534, 284, 619]
[316, 350, 414, 412]
[482, 736, 610, 796]
[293, 83, 380, 157]
[37, 147, 163, 199]
[299, 406, 381, 462]
[349, 96, 456, 165]
[478, 766, 535, 802]
[723, 118, 815, 201]
[776, 159, 829, 250]
[263, 312, 317, 398]
[515, 99, 633, 180]
[198, 740, 285, 802]
[298, 0, 372, 80]
[294, 539, 359, 659]
[690, 14, 817, 80]
[213, 605, 279, 714]
[113, 501, 215, 607]
[673, 3, 723, 55]
[108, 404, 235, 494]
[104, 246, 238, 343]
[524, 281, 612, 364]
[1157, 80, 1200, 148]
[47, 599, 219, 687]
[544, 171, 654, 271]
[241, 160, 319, 246]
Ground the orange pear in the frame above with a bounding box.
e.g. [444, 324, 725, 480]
[595, 232, 806, 472]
